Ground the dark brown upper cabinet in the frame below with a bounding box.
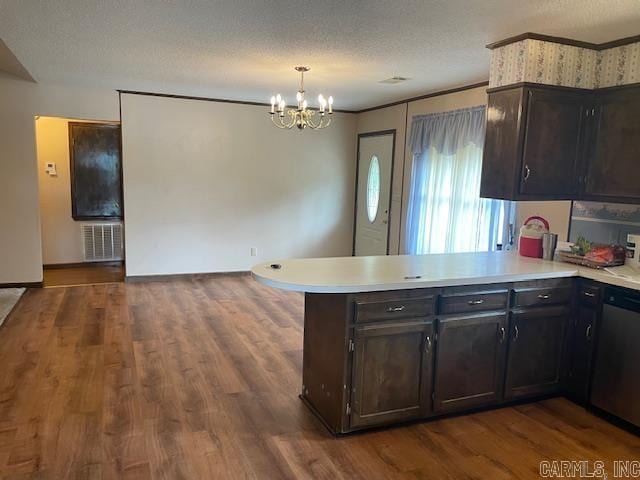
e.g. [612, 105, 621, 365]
[481, 84, 589, 201]
[481, 82, 640, 204]
[583, 85, 640, 203]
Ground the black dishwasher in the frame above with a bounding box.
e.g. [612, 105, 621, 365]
[590, 287, 640, 427]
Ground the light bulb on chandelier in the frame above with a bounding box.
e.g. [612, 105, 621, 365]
[269, 66, 334, 130]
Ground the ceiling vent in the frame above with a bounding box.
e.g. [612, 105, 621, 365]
[379, 76, 410, 85]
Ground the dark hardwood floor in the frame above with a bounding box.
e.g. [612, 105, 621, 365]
[0, 275, 638, 479]
[43, 264, 125, 288]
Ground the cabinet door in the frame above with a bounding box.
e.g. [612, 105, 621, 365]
[519, 88, 587, 198]
[481, 88, 524, 200]
[433, 313, 507, 413]
[584, 86, 640, 203]
[505, 307, 569, 399]
[566, 304, 597, 404]
[350, 320, 434, 428]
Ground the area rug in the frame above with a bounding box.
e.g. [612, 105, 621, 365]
[0, 288, 25, 327]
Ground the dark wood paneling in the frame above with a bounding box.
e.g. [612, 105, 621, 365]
[350, 320, 433, 427]
[505, 306, 569, 399]
[519, 88, 587, 197]
[583, 85, 640, 203]
[303, 293, 351, 433]
[433, 312, 507, 412]
[69, 122, 123, 220]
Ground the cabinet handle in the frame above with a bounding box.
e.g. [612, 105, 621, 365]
[586, 324, 592, 340]
[537, 293, 551, 300]
[583, 291, 596, 298]
[513, 325, 519, 342]
[386, 305, 406, 313]
[467, 299, 485, 306]
[499, 327, 506, 343]
[523, 164, 531, 182]
[424, 335, 432, 353]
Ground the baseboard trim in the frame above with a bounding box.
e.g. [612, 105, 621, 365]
[44, 261, 124, 269]
[0, 281, 43, 288]
[125, 271, 250, 283]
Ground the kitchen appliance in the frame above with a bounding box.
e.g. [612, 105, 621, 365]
[519, 216, 549, 258]
[627, 234, 640, 272]
[590, 286, 640, 427]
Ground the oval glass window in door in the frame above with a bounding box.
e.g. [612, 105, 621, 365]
[366, 155, 381, 222]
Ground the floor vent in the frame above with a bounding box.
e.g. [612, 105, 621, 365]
[81, 223, 123, 261]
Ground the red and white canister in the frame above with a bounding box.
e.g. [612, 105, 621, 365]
[519, 216, 549, 258]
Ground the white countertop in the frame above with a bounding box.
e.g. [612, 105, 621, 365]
[251, 252, 640, 293]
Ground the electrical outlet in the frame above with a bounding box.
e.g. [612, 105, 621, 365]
[250, 247, 258, 257]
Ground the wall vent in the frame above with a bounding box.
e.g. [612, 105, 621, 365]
[81, 223, 123, 261]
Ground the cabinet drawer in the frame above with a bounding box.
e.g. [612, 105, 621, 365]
[355, 296, 435, 323]
[440, 291, 508, 315]
[512, 286, 573, 308]
[578, 283, 601, 307]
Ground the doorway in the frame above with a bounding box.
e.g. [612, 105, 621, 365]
[35, 116, 124, 287]
[353, 130, 395, 256]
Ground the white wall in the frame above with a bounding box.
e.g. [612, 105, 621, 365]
[355, 86, 573, 253]
[35, 117, 121, 265]
[121, 93, 357, 277]
[0, 74, 118, 284]
[517, 201, 572, 241]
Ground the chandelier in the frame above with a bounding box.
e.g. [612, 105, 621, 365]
[269, 66, 334, 130]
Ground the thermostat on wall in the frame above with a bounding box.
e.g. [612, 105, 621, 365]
[45, 162, 57, 176]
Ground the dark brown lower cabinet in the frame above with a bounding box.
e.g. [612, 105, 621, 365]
[350, 319, 434, 428]
[505, 306, 569, 399]
[433, 313, 507, 413]
[566, 303, 598, 404]
[302, 279, 598, 434]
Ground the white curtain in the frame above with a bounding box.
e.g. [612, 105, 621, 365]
[405, 106, 513, 254]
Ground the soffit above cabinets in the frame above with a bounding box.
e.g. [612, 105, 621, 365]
[488, 34, 640, 90]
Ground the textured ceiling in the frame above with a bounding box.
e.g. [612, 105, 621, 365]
[0, 0, 638, 110]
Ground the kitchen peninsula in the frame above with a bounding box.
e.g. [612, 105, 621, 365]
[252, 252, 640, 434]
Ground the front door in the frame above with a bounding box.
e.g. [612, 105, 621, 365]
[354, 131, 394, 256]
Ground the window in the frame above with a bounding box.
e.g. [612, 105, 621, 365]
[366, 155, 380, 222]
[405, 106, 513, 254]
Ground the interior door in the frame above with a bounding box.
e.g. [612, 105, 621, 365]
[354, 131, 394, 256]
